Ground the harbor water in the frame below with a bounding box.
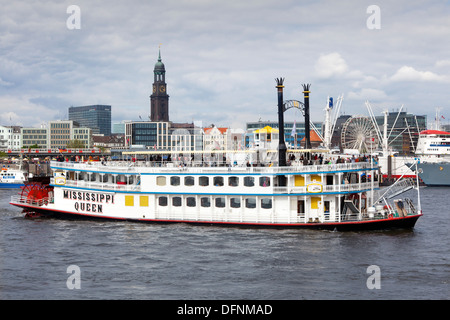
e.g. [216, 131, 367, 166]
[0, 187, 448, 300]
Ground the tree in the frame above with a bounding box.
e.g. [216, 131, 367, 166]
[67, 139, 85, 148]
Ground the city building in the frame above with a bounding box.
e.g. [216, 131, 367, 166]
[21, 127, 48, 149]
[170, 123, 203, 152]
[0, 125, 21, 150]
[92, 134, 125, 149]
[72, 127, 92, 148]
[112, 121, 126, 134]
[49, 120, 91, 149]
[203, 126, 228, 151]
[125, 121, 170, 150]
[68, 105, 111, 135]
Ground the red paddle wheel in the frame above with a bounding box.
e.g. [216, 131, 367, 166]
[19, 182, 53, 218]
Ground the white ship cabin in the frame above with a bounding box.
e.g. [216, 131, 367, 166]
[416, 129, 450, 156]
[49, 154, 385, 224]
[253, 126, 279, 150]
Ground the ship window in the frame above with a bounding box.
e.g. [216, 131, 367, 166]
[186, 197, 196, 207]
[127, 176, 134, 184]
[199, 176, 209, 187]
[245, 198, 256, 209]
[244, 176, 254, 187]
[156, 176, 166, 186]
[172, 196, 182, 207]
[184, 176, 195, 186]
[215, 197, 225, 208]
[259, 176, 270, 187]
[214, 176, 224, 186]
[125, 195, 134, 207]
[170, 176, 180, 186]
[228, 176, 239, 187]
[158, 196, 168, 206]
[261, 198, 272, 209]
[201, 197, 210, 207]
[230, 197, 240, 208]
[326, 175, 334, 185]
[140, 196, 149, 207]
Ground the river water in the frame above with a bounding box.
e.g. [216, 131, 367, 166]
[0, 187, 448, 300]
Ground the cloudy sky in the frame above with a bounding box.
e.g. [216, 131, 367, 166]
[1, 0, 449, 130]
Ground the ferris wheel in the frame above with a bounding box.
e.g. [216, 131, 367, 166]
[340, 115, 379, 153]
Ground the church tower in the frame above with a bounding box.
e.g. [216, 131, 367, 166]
[150, 49, 169, 122]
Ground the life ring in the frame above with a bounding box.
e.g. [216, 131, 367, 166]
[388, 213, 393, 219]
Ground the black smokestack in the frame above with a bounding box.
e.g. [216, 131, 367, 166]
[276, 78, 287, 168]
[302, 84, 311, 150]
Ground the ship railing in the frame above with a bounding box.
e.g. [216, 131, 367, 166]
[49, 177, 142, 192]
[374, 178, 416, 203]
[10, 195, 54, 207]
[273, 182, 378, 194]
[50, 160, 376, 175]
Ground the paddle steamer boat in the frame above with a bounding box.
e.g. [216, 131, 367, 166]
[10, 153, 422, 231]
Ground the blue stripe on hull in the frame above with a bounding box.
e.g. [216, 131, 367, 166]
[0, 183, 24, 189]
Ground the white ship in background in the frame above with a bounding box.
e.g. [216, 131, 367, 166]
[410, 123, 450, 186]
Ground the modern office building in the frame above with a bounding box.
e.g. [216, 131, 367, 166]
[48, 120, 91, 149]
[68, 105, 111, 136]
[21, 127, 49, 149]
[125, 121, 170, 150]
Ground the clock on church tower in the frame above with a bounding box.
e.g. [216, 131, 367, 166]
[150, 49, 169, 122]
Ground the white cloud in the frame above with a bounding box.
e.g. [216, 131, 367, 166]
[0, 95, 53, 127]
[315, 53, 349, 79]
[347, 88, 388, 101]
[390, 66, 448, 82]
[314, 52, 364, 81]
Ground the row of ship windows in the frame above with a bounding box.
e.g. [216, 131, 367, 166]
[124, 195, 273, 209]
[427, 148, 450, 152]
[157, 196, 273, 209]
[156, 176, 271, 187]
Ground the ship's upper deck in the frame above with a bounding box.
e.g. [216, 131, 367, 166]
[50, 160, 378, 176]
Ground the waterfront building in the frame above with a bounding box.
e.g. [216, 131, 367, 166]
[21, 127, 48, 149]
[203, 126, 228, 151]
[48, 120, 91, 149]
[112, 122, 126, 134]
[0, 125, 21, 150]
[125, 121, 170, 150]
[72, 127, 92, 148]
[170, 123, 203, 152]
[68, 105, 111, 136]
[92, 134, 125, 149]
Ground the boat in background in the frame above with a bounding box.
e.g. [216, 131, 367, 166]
[410, 129, 450, 186]
[0, 167, 28, 189]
